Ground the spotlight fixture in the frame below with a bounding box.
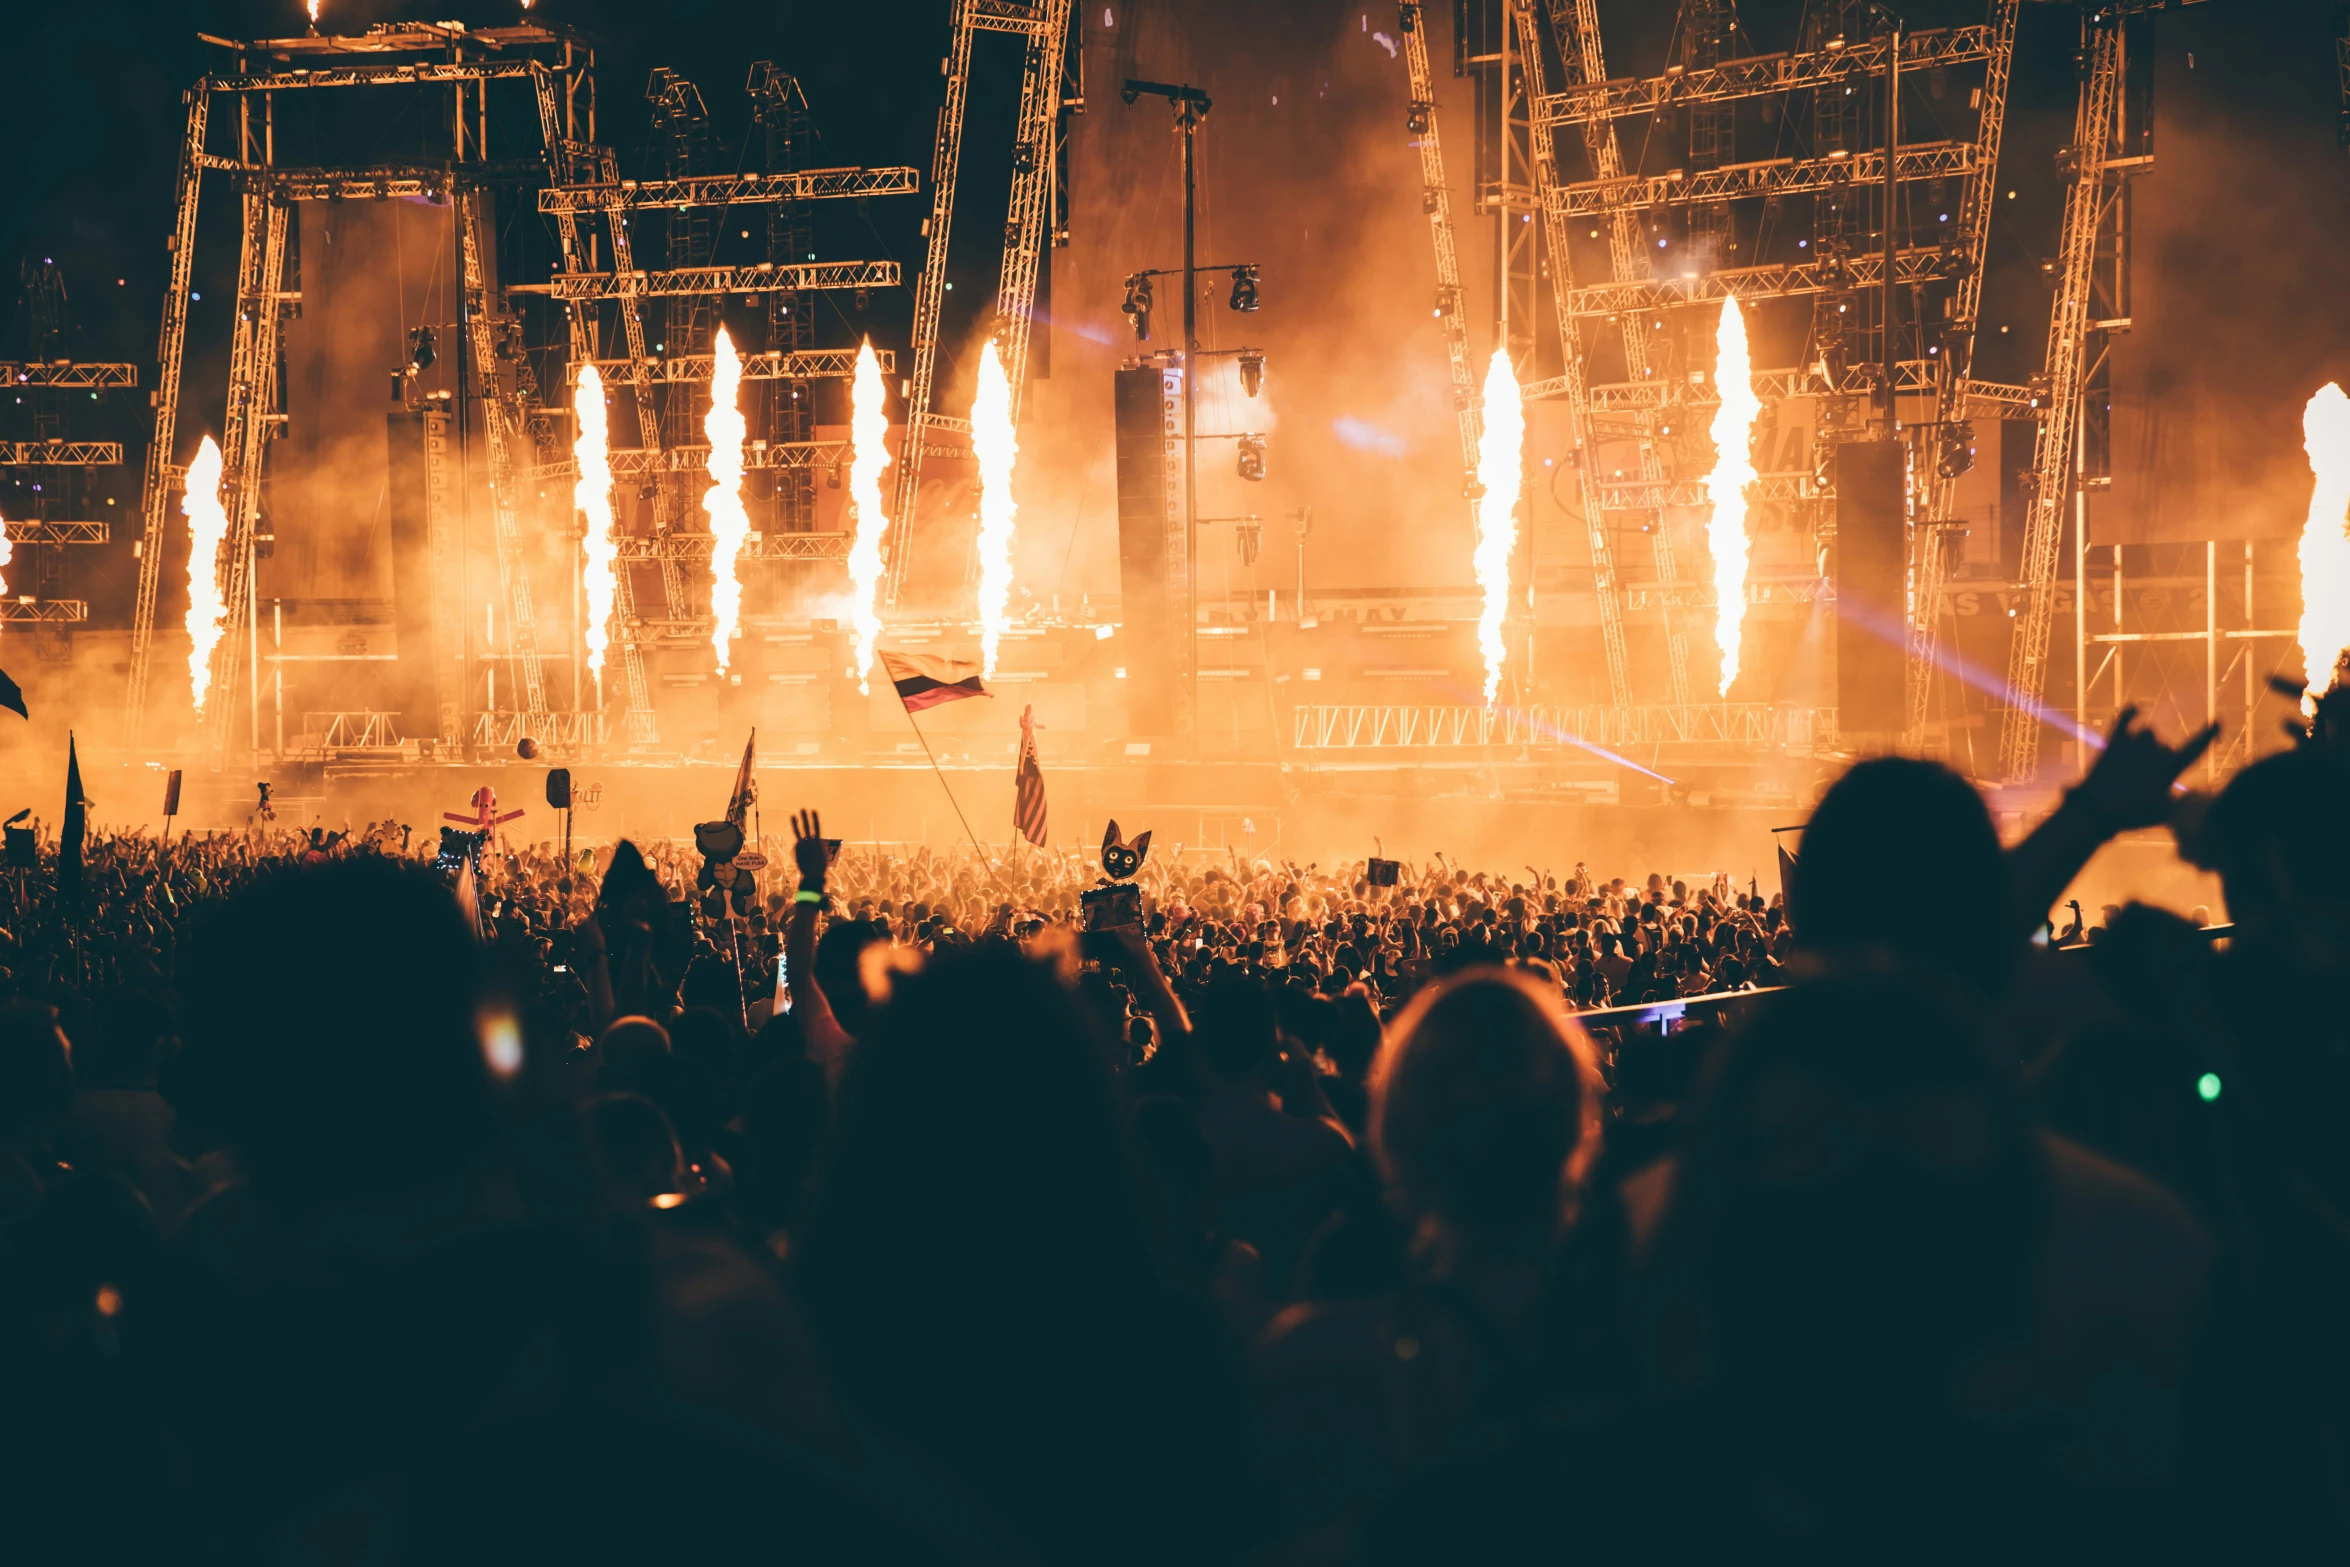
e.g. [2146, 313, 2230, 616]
[1398, 2, 1418, 32]
[408, 325, 436, 372]
[1236, 517, 1263, 565]
[1228, 264, 1259, 313]
[1406, 101, 1432, 136]
[1937, 419, 1977, 480]
[1238, 351, 1265, 398]
[1121, 273, 1154, 341]
[1237, 434, 1267, 483]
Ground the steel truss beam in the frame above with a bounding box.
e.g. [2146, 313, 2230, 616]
[566, 347, 894, 385]
[527, 439, 853, 481]
[4, 521, 109, 545]
[0, 364, 136, 389]
[125, 87, 208, 746]
[1290, 701, 1832, 752]
[616, 532, 851, 562]
[2000, 11, 2122, 781]
[1535, 25, 1992, 126]
[1906, 0, 2018, 742]
[204, 190, 289, 753]
[1550, 139, 1975, 216]
[887, 0, 1078, 603]
[457, 187, 548, 730]
[1558, 245, 1960, 319]
[1516, 0, 1633, 707]
[1401, 4, 1483, 490]
[520, 260, 898, 301]
[202, 60, 537, 94]
[0, 442, 122, 465]
[0, 600, 89, 623]
[538, 165, 918, 214]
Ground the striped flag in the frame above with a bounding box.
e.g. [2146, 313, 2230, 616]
[1014, 703, 1048, 847]
[879, 649, 989, 712]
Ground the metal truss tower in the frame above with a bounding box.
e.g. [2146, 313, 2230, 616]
[751, 62, 817, 572]
[1513, 0, 1631, 707]
[887, 0, 1079, 604]
[0, 264, 119, 642]
[124, 26, 584, 756]
[1998, 6, 2125, 781]
[1455, 2, 1540, 373]
[647, 69, 717, 624]
[1401, 7, 1484, 491]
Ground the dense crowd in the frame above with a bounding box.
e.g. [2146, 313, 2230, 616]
[3, 695, 2346, 1560]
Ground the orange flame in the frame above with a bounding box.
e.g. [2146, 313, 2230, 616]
[846, 340, 892, 693]
[1705, 298, 1762, 697]
[307, 0, 320, 23]
[573, 365, 617, 688]
[182, 436, 231, 715]
[972, 339, 1019, 678]
[2301, 383, 2350, 710]
[1474, 348, 1523, 705]
[703, 327, 751, 672]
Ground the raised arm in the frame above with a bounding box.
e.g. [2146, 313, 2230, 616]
[2006, 705, 2217, 942]
[787, 808, 856, 1088]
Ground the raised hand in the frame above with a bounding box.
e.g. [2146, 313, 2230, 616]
[2075, 705, 2220, 829]
[791, 808, 830, 886]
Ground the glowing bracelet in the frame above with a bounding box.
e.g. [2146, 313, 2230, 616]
[794, 888, 825, 905]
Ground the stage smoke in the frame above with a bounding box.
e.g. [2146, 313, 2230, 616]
[2301, 382, 2350, 710]
[182, 435, 230, 716]
[1706, 297, 1762, 697]
[703, 326, 752, 673]
[847, 338, 892, 693]
[972, 338, 1020, 678]
[1473, 348, 1523, 706]
[573, 364, 618, 691]
[0, 508, 13, 602]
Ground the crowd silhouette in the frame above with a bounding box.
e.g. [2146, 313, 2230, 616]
[3, 695, 2345, 1561]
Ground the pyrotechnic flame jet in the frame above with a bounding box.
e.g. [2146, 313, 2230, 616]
[1706, 298, 1762, 697]
[703, 326, 752, 673]
[2300, 382, 2350, 711]
[574, 365, 618, 692]
[846, 340, 892, 694]
[1474, 348, 1524, 706]
[182, 436, 231, 716]
[972, 339, 1020, 678]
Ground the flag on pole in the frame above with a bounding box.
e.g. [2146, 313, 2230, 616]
[0, 665, 26, 721]
[879, 649, 989, 712]
[725, 728, 757, 829]
[1014, 703, 1048, 847]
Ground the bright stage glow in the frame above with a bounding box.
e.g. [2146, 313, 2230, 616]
[1474, 347, 1524, 706]
[703, 326, 752, 673]
[182, 436, 230, 717]
[307, 0, 321, 23]
[0, 508, 13, 602]
[1705, 297, 1762, 697]
[573, 364, 618, 691]
[972, 338, 1019, 678]
[2299, 382, 2350, 710]
[847, 339, 892, 694]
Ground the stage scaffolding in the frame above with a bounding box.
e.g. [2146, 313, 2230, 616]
[1504, 0, 2020, 743]
[886, 0, 1080, 603]
[126, 22, 916, 759]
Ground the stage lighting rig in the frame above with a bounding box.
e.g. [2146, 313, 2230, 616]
[1407, 101, 1432, 136]
[1121, 273, 1155, 341]
[1237, 434, 1267, 482]
[1936, 419, 1977, 481]
[1238, 351, 1264, 398]
[408, 325, 436, 372]
[1228, 264, 1259, 313]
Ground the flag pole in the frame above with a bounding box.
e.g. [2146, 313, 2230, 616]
[901, 703, 1011, 894]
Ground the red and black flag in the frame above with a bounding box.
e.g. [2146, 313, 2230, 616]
[1014, 704, 1048, 848]
[879, 649, 989, 712]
